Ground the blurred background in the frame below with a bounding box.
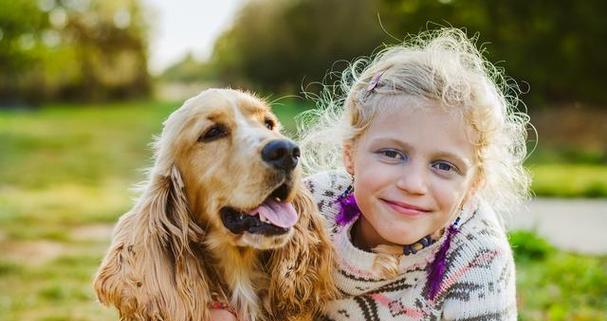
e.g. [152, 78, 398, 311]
[0, 0, 605, 320]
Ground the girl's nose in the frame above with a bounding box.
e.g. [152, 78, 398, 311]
[395, 163, 428, 195]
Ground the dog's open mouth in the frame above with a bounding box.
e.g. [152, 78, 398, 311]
[220, 183, 297, 236]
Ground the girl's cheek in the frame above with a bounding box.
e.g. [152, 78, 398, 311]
[432, 178, 462, 205]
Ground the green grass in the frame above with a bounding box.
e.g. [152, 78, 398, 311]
[0, 101, 173, 321]
[0, 101, 175, 188]
[510, 231, 607, 321]
[0, 255, 118, 321]
[0, 100, 605, 320]
[525, 146, 607, 198]
[529, 164, 607, 198]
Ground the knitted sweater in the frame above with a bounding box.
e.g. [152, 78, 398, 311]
[304, 171, 517, 321]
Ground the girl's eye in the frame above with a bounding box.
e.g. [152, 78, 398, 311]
[432, 161, 457, 173]
[378, 149, 407, 161]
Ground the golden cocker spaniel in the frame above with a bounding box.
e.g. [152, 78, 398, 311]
[93, 89, 336, 321]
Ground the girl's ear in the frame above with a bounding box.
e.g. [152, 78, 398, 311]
[463, 174, 485, 205]
[342, 141, 355, 175]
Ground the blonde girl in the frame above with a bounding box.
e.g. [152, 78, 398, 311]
[299, 28, 531, 320]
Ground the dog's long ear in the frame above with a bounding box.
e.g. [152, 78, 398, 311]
[93, 165, 212, 321]
[265, 183, 338, 320]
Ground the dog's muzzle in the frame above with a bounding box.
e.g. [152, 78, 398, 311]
[220, 181, 297, 236]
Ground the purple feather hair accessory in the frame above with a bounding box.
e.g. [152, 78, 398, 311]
[426, 217, 461, 300]
[335, 189, 360, 226]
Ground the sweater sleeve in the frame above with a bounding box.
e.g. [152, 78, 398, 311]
[440, 208, 518, 321]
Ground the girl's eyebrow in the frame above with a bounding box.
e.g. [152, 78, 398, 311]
[370, 137, 415, 152]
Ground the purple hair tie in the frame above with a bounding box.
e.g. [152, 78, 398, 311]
[426, 216, 461, 300]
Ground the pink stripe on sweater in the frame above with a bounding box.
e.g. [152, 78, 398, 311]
[370, 294, 424, 318]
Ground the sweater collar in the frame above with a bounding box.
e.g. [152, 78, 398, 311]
[332, 199, 478, 279]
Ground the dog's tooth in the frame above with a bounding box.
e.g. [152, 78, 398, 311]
[274, 197, 281, 202]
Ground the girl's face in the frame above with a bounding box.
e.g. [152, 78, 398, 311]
[344, 99, 478, 248]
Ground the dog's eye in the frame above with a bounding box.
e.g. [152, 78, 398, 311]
[199, 124, 228, 142]
[264, 118, 275, 130]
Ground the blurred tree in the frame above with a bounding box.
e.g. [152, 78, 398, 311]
[0, 0, 150, 105]
[0, 0, 48, 104]
[211, 0, 386, 93]
[379, 0, 607, 105]
[159, 52, 216, 83]
[209, 0, 607, 106]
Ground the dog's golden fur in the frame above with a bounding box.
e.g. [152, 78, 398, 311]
[93, 89, 336, 321]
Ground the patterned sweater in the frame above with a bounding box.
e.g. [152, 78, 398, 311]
[304, 171, 517, 321]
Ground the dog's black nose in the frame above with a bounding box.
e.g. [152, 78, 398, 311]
[261, 139, 300, 171]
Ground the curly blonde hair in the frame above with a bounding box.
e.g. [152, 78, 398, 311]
[298, 28, 532, 222]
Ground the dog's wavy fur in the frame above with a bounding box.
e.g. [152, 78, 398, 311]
[94, 89, 336, 321]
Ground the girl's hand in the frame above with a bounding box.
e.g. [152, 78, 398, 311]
[210, 309, 238, 321]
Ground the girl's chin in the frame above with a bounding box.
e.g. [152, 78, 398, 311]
[378, 227, 428, 247]
[376, 211, 436, 244]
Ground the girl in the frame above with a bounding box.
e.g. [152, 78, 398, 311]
[298, 28, 531, 320]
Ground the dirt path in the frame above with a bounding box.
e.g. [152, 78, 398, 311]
[506, 198, 607, 255]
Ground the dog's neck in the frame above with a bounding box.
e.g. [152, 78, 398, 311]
[204, 231, 264, 321]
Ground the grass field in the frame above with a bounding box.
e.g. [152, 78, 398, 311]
[1, 100, 606, 321]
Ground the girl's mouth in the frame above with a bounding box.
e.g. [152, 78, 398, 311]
[380, 199, 431, 217]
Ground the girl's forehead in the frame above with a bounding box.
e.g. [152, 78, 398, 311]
[371, 97, 462, 128]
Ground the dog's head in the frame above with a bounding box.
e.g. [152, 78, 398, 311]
[95, 89, 336, 321]
[154, 88, 301, 249]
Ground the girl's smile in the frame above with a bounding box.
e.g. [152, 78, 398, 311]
[379, 198, 431, 217]
[344, 96, 479, 249]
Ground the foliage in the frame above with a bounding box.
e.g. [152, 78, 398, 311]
[211, 0, 386, 92]
[0, 0, 151, 105]
[509, 230, 607, 321]
[509, 230, 556, 262]
[209, 0, 607, 106]
[379, 0, 607, 105]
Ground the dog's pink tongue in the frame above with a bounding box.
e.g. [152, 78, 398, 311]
[247, 200, 298, 228]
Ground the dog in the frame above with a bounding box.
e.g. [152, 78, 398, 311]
[93, 89, 336, 321]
